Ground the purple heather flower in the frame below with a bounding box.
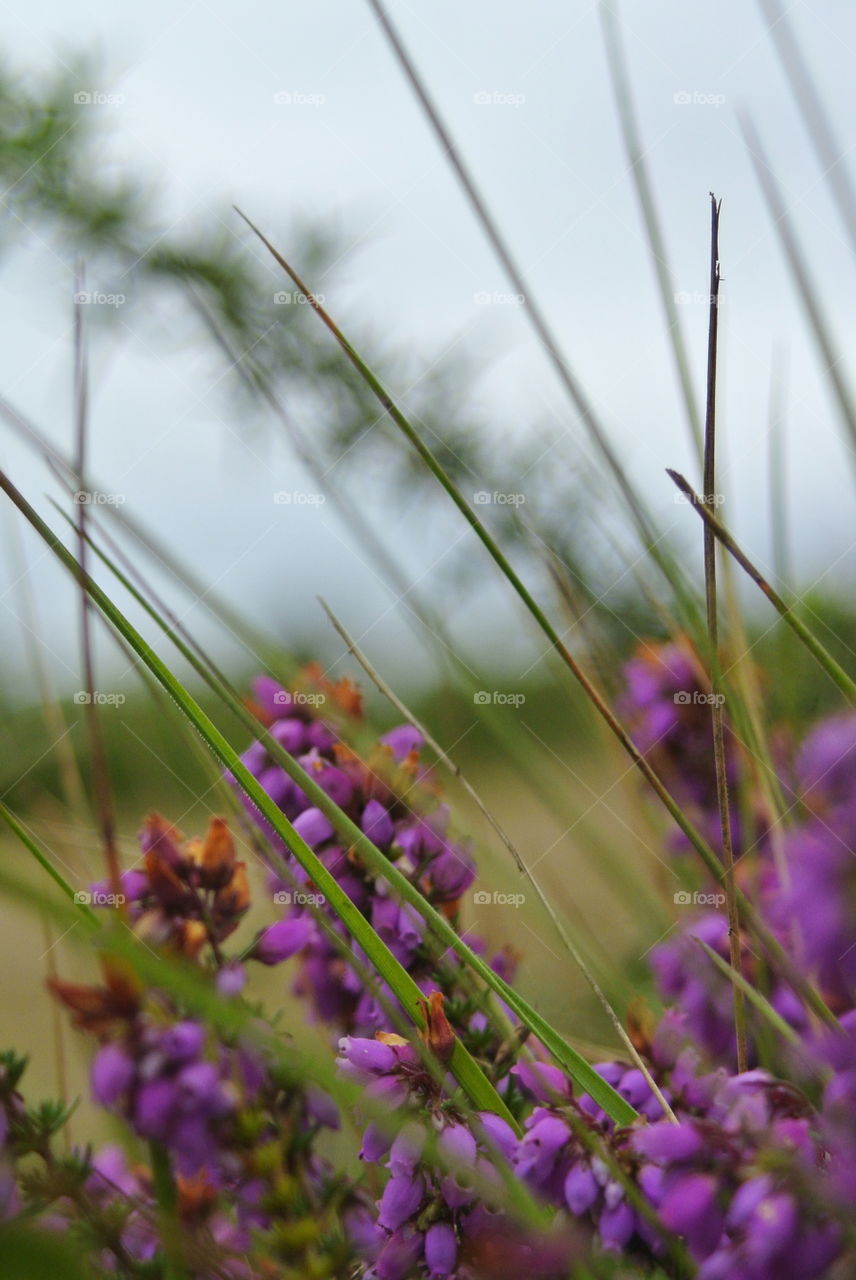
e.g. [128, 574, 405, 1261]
[427, 845, 476, 900]
[564, 1162, 599, 1215]
[424, 1221, 457, 1277]
[598, 1198, 635, 1251]
[91, 1043, 135, 1106]
[374, 1227, 423, 1280]
[336, 1036, 400, 1082]
[292, 806, 334, 849]
[253, 916, 315, 965]
[216, 962, 247, 997]
[270, 717, 307, 755]
[160, 1021, 205, 1063]
[476, 1112, 518, 1160]
[133, 1078, 177, 1140]
[298, 751, 354, 809]
[361, 799, 395, 850]
[659, 1173, 723, 1260]
[514, 1113, 571, 1187]
[381, 725, 424, 761]
[377, 1171, 424, 1231]
[631, 1120, 703, 1163]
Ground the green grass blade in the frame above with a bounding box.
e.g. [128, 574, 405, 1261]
[694, 937, 801, 1048]
[0, 801, 99, 926]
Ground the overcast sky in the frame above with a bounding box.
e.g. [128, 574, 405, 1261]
[2, 0, 856, 699]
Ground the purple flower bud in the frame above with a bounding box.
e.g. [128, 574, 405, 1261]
[744, 1192, 798, 1266]
[438, 1123, 477, 1171]
[599, 1199, 636, 1250]
[240, 740, 270, 778]
[476, 1111, 518, 1160]
[376, 1227, 422, 1280]
[292, 806, 334, 849]
[361, 799, 394, 850]
[270, 717, 307, 755]
[632, 1120, 702, 1163]
[252, 675, 289, 713]
[424, 1221, 457, 1277]
[344, 1204, 384, 1260]
[428, 846, 476, 900]
[381, 725, 423, 761]
[91, 1044, 135, 1106]
[298, 752, 354, 809]
[160, 1021, 205, 1063]
[515, 1113, 571, 1188]
[660, 1173, 723, 1260]
[360, 1123, 392, 1163]
[337, 1036, 399, 1081]
[512, 1061, 572, 1104]
[253, 916, 315, 965]
[390, 1123, 426, 1173]
[377, 1171, 424, 1231]
[134, 1078, 177, 1140]
[257, 766, 295, 810]
[564, 1162, 599, 1215]
[216, 962, 247, 997]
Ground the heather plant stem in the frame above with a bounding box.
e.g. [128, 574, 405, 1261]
[236, 214, 839, 1031]
[72, 278, 122, 903]
[2, 470, 640, 1126]
[701, 197, 747, 1073]
[667, 469, 856, 707]
[320, 596, 679, 1123]
[149, 1142, 186, 1280]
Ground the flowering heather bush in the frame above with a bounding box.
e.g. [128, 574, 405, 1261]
[4, 654, 856, 1279]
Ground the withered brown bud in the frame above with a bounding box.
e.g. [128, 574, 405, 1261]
[197, 817, 236, 890]
[214, 861, 251, 920]
[420, 990, 455, 1064]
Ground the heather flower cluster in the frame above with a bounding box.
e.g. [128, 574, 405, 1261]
[232, 671, 518, 1071]
[5, 657, 856, 1277]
